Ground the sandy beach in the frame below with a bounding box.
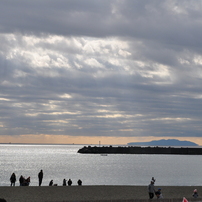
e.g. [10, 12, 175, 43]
[0, 186, 201, 202]
[0, 186, 202, 202]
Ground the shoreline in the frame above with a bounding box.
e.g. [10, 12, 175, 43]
[0, 186, 201, 202]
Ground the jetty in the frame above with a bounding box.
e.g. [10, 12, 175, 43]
[77, 145, 202, 155]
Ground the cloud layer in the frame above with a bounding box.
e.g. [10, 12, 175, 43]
[0, 1, 202, 142]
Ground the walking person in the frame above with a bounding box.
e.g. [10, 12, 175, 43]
[38, 170, 43, 186]
[10, 173, 16, 186]
[148, 180, 156, 199]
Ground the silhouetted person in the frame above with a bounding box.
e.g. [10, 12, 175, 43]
[25, 177, 30, 186]
[68, 179, 72, 186]
[10, 173, 16, 186]
[19, 175, 24, 186]
[38, 170, 43, 186]
[63, 179, 67, 186]
[77, 179, 82, 186]
[49, 180, 53, 186]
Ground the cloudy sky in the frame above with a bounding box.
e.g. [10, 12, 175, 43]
[0, 0, 202, 145]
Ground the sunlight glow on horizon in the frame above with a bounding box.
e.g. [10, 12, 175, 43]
[0, 135, 201, 146]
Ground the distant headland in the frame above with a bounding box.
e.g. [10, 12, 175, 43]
[77, 139, 201, 155]
[127, 139, 198, 146]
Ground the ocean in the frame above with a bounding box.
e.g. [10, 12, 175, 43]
[0, 144, 201, 186]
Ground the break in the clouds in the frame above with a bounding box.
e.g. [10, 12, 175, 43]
[0, 1, 202, 141]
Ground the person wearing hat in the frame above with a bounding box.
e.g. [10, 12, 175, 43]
[155, 188, 163, 199]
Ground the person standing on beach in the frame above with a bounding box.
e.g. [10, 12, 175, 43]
[68, 179, 72, 186]
[77, 179, 82, 186]
[19, 175, 24, 186]
[10, 173, 16, 186]
[63, 179, 67, 186]
[148, 181, 156, 199]
[38, 170, 43, 186]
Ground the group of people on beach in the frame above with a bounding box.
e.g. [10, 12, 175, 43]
[10, 173, 31, 186]
[148, 177, 163, 199]
[9, 170, 82, 187]
[49, 178, 82, 186]
[148, 177, 199, 200]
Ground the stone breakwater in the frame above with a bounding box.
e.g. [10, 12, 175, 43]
[78, 145, 202, 154]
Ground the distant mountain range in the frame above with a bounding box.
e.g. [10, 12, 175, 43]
[127, 139, 198, 146]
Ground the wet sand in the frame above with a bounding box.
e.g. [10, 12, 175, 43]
[0, 186, 201, 202]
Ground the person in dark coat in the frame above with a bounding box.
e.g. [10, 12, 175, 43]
[155, 188, 163, 199]
[19, 175, 24, 186]
[49, 180, 53, 186]
[10, 173, 16, 186]
[77, 179, 82, 186]
[67, 179, 72, 186]
[63, 179, 67, 186]
[38, 170, 43, 186]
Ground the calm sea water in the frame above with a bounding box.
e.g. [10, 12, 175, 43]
[0, 144, 201, 186]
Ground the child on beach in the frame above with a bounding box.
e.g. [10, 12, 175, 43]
[155, 188, 163, 199]
[192, 189, 198, 198]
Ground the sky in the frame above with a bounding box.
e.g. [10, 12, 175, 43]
[0, 0, 202, 145]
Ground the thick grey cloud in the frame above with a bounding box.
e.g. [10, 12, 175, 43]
[0, 1, 202, 141]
